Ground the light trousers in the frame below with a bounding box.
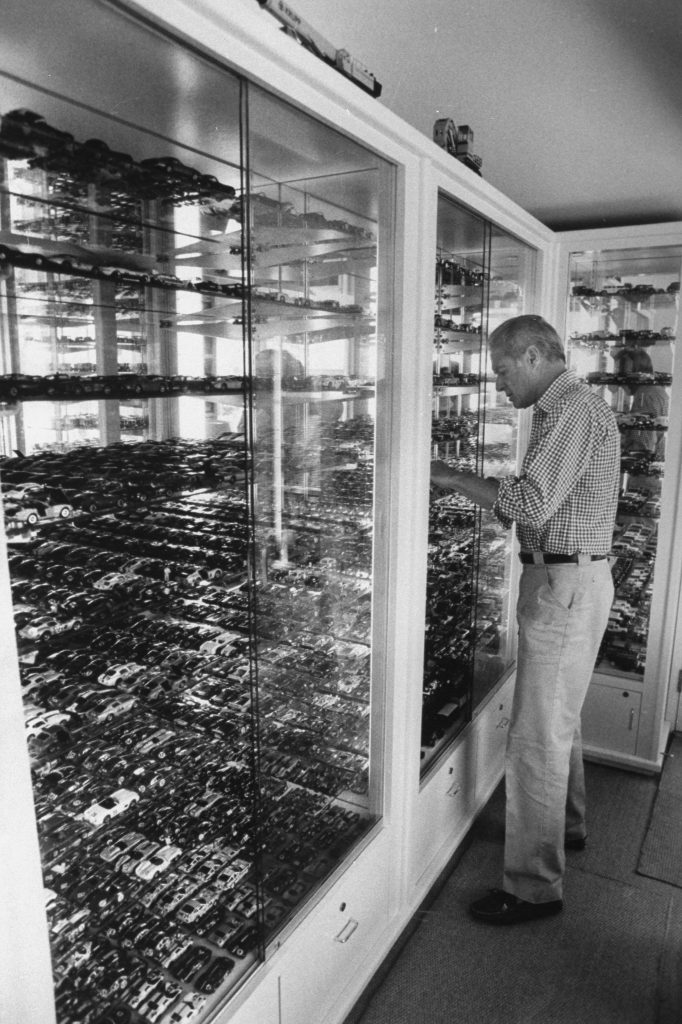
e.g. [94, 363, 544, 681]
[503, 559, 614, 903]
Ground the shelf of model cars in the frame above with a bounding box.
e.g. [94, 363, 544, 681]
[432, 382, 480, 397]
[0, 374, 246, 405]
[571, 283, 679, 302]
[0, 230, 158, 275]
[570, 331, 675, 348]
[586, 371, 673, 388]
[0, 241, 246, 301]
[434, 335, 483, 354]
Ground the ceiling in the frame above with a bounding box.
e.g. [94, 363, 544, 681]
[253, 0, 682, 232]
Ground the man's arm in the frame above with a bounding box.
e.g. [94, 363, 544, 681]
[430, 460, 500, 509]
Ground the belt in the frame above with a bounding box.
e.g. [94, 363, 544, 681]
[519, 552, 607, 565]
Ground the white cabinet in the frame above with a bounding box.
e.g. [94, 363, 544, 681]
[412, 737, 477, 885]
[581, 677, 642, 759]
[555, 224, 682, 771]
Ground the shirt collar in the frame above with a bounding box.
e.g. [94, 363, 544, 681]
[535, 368, 579, 414]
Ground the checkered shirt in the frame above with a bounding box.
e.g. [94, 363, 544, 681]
[493, 369, 620, 555]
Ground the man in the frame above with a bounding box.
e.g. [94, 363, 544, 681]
[431, 314, 620, 924]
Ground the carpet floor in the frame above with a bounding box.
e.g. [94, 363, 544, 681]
[346, 757, 682, 1024]
[638, 735, 682, 888]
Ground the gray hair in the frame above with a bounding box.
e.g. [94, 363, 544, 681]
[489, 315, 566, 363]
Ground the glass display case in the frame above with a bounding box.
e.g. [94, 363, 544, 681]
[565, 245, 680, 683]
[0, 4, 394, 1021]
[422, 194, 538, 771]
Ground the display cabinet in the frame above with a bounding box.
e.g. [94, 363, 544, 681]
[0, 2, 396, 1021]
[556, 226, 682, 770]
[0, 3, 571, 1024]
[422, 193, 538, 772]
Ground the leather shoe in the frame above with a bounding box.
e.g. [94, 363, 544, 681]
[469, 888, 563, 925]
[565, 835, 587, 851]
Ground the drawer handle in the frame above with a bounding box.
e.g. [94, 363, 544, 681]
[628, 708, 635, 731]
[497, 716, 510, 730]
[335, 918, 359, 943]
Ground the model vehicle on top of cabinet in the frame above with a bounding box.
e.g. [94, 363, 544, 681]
[423, 194, 538, 773]
[0, 2, 396, 1020]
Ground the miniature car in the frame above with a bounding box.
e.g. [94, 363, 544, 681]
[194, 954, 235, 993]
[164, 992, 208, 1024]
[99, 830, 146, 864]
[25, 709, 71, 740]
[81, 788, 139, 827]
[167, 943, 212, 981]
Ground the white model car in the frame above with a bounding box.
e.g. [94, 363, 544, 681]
[81, 788, 139, 827]
[25, 709, 71, 740]
[98, 663, 146, 688]
[135, 843, 183, 881]
[92, 572, 138, 591]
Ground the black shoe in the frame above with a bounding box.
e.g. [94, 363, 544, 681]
[564, 835, 587, 851]
[469, 889, 563, 925]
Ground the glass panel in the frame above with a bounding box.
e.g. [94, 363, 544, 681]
[423, 196, 538, 773]
[245, 86, 392, 909]
[473, 226, 537, 706]
[0, 5, 255, 1021]
[566, 245, 680, 676]
[423, 198, 486, 769]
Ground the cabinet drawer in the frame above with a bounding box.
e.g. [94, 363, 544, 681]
[413, 737, 476, 882]
[279, 834, 392, 1024]
[582, 681, 641, 756]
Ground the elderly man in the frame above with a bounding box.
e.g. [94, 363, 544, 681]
[431, 314, 619, 924]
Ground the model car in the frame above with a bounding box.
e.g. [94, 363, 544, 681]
[127, 968, 165, 1011]
[135, 844, 183, 881]
[167, 942, 212, 982]
[164, 992, 208, 1024]
[176, 886, 223, 925]
[25, 709, 71, 740]
[154, 877, 198, 917]
[194, 954, 235, 993]
[19, 614, 82, 641]
[99, 830, 146, 864]
[4, 501, 41, 526]
[81, 788, 139, 827]
[134, 978, 183, 1022]
[92, 571, 139, 591]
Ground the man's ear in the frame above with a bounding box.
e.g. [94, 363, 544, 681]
[525, 344, 540, 367]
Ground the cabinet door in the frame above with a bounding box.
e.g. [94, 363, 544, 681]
[422, 195, 539, 774]
[423, 199, 487, 770]
[0, 24, 261, 1019]
[564, 241, 681, 762]
[581, 682, 641, 756]
[244, 82, 396, 940]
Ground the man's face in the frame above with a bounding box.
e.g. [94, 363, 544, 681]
[490, 349, 537, 408]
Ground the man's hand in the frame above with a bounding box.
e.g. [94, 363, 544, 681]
[430, 460, 500, 510]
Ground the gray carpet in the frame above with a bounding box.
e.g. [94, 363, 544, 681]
[347, 758, 682, 1024]
[638, 735, 682, 887]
